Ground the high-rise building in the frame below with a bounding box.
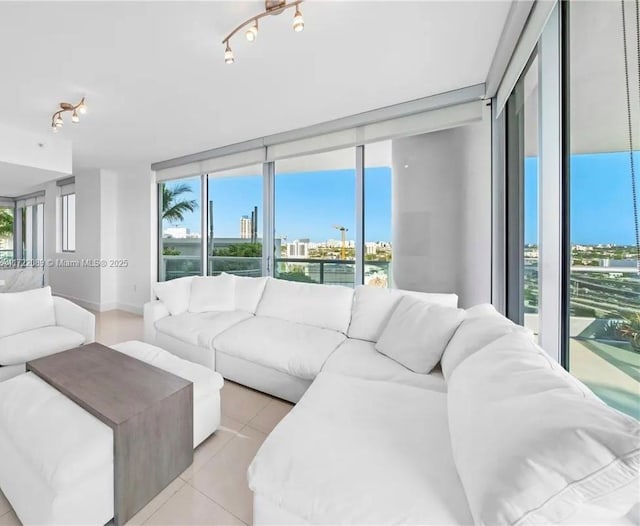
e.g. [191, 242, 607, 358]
[240, 215, 252, 239]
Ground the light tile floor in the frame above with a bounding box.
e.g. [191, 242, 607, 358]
[0, 310, 294, 526]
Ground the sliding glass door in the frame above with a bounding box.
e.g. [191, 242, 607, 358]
[567, 0, 640, 418]
[159, 177, 202, 281]
[274, 148, 356, 286]
[207, 167, 263, 277]
[0, 206, 14, 262]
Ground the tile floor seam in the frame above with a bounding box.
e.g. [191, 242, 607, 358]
[184, 480, 249, 526]
[182, 424, 246, 481]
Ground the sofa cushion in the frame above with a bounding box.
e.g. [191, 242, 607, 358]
[448, 332, 640, 526]
[234, 275, 268, 313]
[0, 326, 85, 366]
[256, 279, 354, 333]
[248, 372, 473, 525]
[347, 285, 459, 342]
[441, 303, 532, 382]
[0, 372, 113, 489]
[322, 338, 447, 392]
[375, 297, 465, 373]
[189, 274, 235, 313]
[153, 277, 194, 316]
[155, 311, 251, 347]
[0, 286, 56, 339]
[214, 316, 346, 380]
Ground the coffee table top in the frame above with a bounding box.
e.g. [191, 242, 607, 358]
[27, 343, 192, 427]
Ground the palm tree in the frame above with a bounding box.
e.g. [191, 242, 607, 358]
[0, 208, 13, 238]
[162, 184, 198, 223]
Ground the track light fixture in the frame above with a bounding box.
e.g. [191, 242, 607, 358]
[51, 97, 87, 132]
[222, 0, 304, 64]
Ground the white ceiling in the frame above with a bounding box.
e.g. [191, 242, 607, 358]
[0, 1, 511, 175]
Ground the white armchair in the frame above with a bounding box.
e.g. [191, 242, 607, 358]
[0, 287, 96, 382]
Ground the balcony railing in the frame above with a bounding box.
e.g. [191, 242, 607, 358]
[159, 254, 391, 287]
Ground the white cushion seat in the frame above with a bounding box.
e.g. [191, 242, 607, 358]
[0, 326, 85, 366]
[322, 338, 447, 392]
[155, 310, 252, 347]
[249, 372, 473, 525]
[214, 316, 346, 380]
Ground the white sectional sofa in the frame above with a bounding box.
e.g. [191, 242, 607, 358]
[144, 274, 458, 402]
[0, 286, 95, 382]
[145, 274, 640, 525]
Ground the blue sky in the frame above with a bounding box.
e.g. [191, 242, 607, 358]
[525, 151, 640, 245]
[163, 167, 392, 242]
[164, 151, 639, 246]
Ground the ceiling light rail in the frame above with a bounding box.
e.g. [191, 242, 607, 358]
[222, 0, 304, 64]
[51, 97, 87, 133]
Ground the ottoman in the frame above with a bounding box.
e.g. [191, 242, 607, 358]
[0, 340, 223, 525]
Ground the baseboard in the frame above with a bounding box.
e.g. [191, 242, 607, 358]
[54, 294, 143, 315]
[115, 302, 144, 315]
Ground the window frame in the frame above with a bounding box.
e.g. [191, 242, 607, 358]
[60, 192, 76, 253]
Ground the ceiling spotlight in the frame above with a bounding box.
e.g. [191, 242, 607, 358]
[292, 6, 304, 32]
[224, 43, 235, 64]
[246, 20, 258, 42]
[50, 97, 87, 132]
[51, 125, 58, 133]
[222, 1, 306, 62]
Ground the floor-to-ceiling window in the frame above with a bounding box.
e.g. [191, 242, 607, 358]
[274, 148, 356, 286]
[207, 167, 263, 277]
[0, 206, 14, 262]
[15, 196, 44, 262]
[567, 0, 640, 418]
[506, 54, 540, 337]
[159, 177, 202, 281]
[364, 141, 393, 288]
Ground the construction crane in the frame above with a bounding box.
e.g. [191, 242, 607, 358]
[333, 225, 349, 260]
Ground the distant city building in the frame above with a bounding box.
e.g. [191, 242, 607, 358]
[163, 227, 201, 239]
[287, 239, 310, 258]
[240, 216, 252, 239]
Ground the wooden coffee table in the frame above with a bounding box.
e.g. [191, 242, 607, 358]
[27, 343, 194, 526]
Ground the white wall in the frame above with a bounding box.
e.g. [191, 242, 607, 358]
[391, 111, 492, 308]
[114, 166, 156, 313]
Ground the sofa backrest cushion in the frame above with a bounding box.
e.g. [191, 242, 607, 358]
[441, 303, 532, 382]
[153, 276, 194, 316]
[447, 332, 640, 526]
[375, 296, 465, 373]
[0, 286, 56, 338]
[189, 274, 235, 313]
[256, 278, 354, 333]
[234, 275, 268, 313]
[347, 285, 459, 342]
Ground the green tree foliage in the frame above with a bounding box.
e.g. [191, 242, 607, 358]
[162, 184, 198, 223]
[0, 209, 13, 238]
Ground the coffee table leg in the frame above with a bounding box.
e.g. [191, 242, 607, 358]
[113, 385, 193, 526]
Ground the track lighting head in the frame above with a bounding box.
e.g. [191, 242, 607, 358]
[293, 6, 304, 32]
[71, 110, 80, 123]
[54, 115, 63, 127]
[246, 20, 258, 42]
[224, 42, 235, 64]
[77, 99, 87, 115]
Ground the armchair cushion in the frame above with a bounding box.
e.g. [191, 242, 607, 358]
[0, 326, 85, 366]
[0, 287, 56, 339]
